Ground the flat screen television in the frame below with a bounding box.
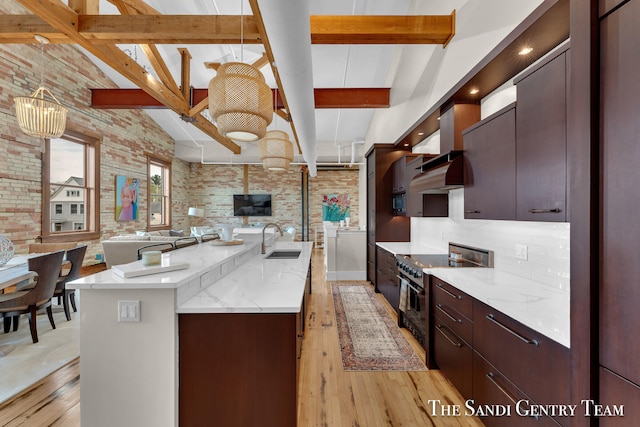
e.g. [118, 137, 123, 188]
[233, 194, 272, 216]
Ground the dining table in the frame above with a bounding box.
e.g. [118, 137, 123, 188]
[0, 255, 39, 292]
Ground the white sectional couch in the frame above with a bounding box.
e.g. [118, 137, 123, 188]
[101, 231, 184, 268]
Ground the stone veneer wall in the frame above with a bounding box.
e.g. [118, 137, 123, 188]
[0, 2, 190, 261]
[187, 164, 360, 241]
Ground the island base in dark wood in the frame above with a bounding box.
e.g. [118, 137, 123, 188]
[179, 312, 300, 427]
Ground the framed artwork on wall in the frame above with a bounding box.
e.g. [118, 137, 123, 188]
[322, 194, 350, 221]
[115, 175, 139, 221]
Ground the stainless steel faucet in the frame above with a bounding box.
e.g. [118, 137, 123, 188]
[261, 223, 283, 254]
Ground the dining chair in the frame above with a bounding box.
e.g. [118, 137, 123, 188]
[0, 250, 65, 343]
[136, 242, 175, 260]
[200, 233, 220, 242]
[53, 245, 87, 321]
[174, 236, 199, 248]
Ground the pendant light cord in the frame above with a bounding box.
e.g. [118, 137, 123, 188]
[240, 1, 244, 63]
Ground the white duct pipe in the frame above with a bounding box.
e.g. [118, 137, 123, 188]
[257, 0, 317, 176]
[350, 140, 365, 166]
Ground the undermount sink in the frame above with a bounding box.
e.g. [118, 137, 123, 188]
[264, 250, 301, 259]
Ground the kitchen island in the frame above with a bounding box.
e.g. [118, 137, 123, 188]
[68, 238, 313, 427]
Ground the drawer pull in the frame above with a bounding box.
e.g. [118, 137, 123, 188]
[528, 208, 561, 213]
[435, 283, 461, 300]
[436, 304, 462, 323]
[486, 314, 539, 346]
[465, 210, 481, 214]
[486, 372, 517, 405]
[435, 324, 462, 347]
[486, 373, 541, 420]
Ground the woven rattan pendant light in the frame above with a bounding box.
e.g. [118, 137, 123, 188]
[208, 2, 272, 142]
[208, 62, 272, 141]
[259, 130, 294, 170]
[14, 35, 67, 139]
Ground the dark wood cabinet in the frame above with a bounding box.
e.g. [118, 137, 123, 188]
[428, 277, 570, 427]
[376, 246, 399, 311]
[439, 103, 481, 153]
[599, 367, 640, 426]
[472, 353, 560, 427]
[473, 300, 570, 427]
[600, 0, 640, 400]
[431, 277, 474, 399]
[365, 145, 410, 285]
[463, 103, 517, 220]
[179, 311, 300, 427]
[514, 48, 568, 222]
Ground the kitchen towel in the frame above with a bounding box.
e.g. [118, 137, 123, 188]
[399, 277, 409, 312]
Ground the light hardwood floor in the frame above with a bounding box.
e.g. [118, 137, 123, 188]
[0, 249, 484, 426]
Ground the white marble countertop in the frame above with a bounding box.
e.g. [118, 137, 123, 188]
[376, 242, 570, 348]
[68, 239, 313, 314]
[178, 241, 313, 314]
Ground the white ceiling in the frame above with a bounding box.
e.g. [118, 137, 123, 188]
[84, 0, 540, 168]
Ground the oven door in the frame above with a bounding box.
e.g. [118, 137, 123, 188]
[398, 273, 426, 344]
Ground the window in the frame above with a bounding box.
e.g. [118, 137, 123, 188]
[43, 130, 100, 241]
[148, 156, 171, 228]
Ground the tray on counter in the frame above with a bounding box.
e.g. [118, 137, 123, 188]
[210, 239, 244, 246]
[112, 261, 190, 278]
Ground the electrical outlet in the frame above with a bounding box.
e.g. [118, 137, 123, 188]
[118, 300, 140, 322]
[515, 244, 528, 261]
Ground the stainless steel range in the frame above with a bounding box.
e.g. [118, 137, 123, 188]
[396, 243, 493, 345]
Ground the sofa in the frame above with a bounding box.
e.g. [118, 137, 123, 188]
[101, 230, 184, 268]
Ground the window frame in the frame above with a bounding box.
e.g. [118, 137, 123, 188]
[41, 129, 101, 242]
[147, 154, 172, 231]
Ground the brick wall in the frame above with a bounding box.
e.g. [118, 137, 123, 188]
[0, 1, 188, 261]
[0, 2, 361, 262]
[187, 164, 360, 241]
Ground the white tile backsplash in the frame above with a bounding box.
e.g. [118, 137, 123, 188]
[411, 189, 570, 291]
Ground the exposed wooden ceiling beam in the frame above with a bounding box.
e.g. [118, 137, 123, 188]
[90, 88, 391, 109]
[0, 15, 454, 45]
[16, 0, 241, 154]
[310, 13, 456, 45]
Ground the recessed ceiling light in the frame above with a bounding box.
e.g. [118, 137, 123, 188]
[436, 116, 440, 121]
[470, 88, 480, 95]
[404, 143, 410, 147]
[519, 46, 533, 55]
[418, 132, 424, 136]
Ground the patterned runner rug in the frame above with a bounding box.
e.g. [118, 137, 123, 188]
[331, 283, 427, 371]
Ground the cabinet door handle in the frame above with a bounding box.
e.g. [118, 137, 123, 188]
[435, 324, 462, 347]
[486, 314, 539, 346]
[528, 208, 561, 213]
[465, 210, 481, 214]
[435, 283, 461, 300]
[486, 372, 541, 420]
[436, 304, 462, 323]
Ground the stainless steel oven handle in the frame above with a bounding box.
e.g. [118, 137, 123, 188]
[435, 283, 461, 299]
[397, 275, 423, 293]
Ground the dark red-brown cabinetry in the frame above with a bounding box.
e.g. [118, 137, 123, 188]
[514, 47, 568, 222]
[462, 104, 517, 220]
[366, 145, 410, 287]
[428, 277, 570, 427]
[376, 246, 399, 311]
[599, 0, 640, 415]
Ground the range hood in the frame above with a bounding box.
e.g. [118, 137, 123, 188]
[409, 151, 464, 194]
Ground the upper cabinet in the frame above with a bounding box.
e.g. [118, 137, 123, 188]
[463, 104, 517, 220]
[514, 47, 568, 222]
[462, 45, 569, 222]
[439, 103, 481, 153]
